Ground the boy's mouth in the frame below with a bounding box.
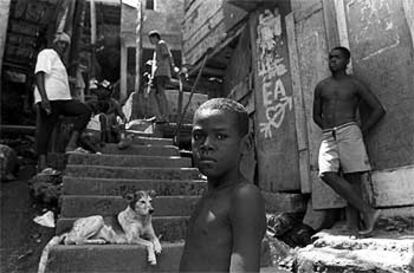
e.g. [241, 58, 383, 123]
[199, 156, 216, 163]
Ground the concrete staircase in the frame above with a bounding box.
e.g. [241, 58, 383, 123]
[44, 135, 207, 273]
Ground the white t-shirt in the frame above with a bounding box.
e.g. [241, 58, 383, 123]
[34, 49, 72, 103]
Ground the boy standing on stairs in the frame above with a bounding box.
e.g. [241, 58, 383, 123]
[180, 98, 266, 273]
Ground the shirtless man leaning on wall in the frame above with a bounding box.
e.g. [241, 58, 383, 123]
[313, 46, 385, 235]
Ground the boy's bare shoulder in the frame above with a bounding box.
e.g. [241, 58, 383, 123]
[315, 77, 333, 91]
[231, 182, 263, 203]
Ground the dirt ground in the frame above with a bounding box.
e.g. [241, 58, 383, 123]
[1, 165, 55, 273]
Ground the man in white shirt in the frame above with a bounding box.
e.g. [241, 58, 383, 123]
[34, 32, 91, 172]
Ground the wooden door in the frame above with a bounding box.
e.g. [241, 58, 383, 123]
[286, 1, 346, 209]
[250, 4, 301, 193]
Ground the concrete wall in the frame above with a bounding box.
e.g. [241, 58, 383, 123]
[286, 0, 414, 209]
[342, 0, 414, 208]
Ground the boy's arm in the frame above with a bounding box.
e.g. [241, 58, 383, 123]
[313, 83, 324, 129]
[112, 99, 127, 123]
[355, 79, 385, 134]
[230, 184, 266, 273]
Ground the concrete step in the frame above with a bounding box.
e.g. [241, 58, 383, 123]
[45, 243, 184, 273]
[57, 216, 189, 242]
[65, 165, 201, 180]
[67, 154, 192, 168]
[101, 144, 179, 156]
[62, 177, 206, 196]
[44, 238, 273, 273]
[60, 195, 200, 218]
[128, 136, 173, 146]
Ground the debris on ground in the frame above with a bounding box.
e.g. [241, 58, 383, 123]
[267, 212, 316, 248]
[29, 173, 63, 210]
[0, 144, 18, 181]
[33, 210, 55, 228]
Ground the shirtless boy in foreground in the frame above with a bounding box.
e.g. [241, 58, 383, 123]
[313, 46, 385, 235]
[179, 98, 266, 273]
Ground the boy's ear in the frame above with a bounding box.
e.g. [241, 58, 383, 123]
[241, 133, 253, 155]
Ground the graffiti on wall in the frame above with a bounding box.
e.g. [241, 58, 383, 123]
[257, 8, 292, 139]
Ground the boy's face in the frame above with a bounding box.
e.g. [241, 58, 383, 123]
[192, 109, 246, 180]
[54, 41, 69, 56]
[149, 36, 157, 45]
[328, 49, 349, 72]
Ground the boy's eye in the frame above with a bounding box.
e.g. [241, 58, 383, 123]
[193, 132, 203, 141]
[216, 134, 227, 140]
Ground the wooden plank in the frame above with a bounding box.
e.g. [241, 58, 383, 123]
[251, 7, 301, 192]
[322, 0, 340, 50]
[183, 0, 223, 41]
[183, 9, 224, 54]
[403, 0, 414, 47]
[293, 0, 322, 22]
[333, 0, 352, 72]
[285, 12, 311, 193]
[227, 80, 250, 102]
[184, 21, 226, 65]
[0, 0, 11, 79]
[187, 23, 246, 73]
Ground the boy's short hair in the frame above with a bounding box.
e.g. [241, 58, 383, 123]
[148, 30, 161, 40]
[195, 98, 249, 137]
[332, 46, 351, 59]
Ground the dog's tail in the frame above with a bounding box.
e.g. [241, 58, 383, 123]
[37, 233, 67, 273]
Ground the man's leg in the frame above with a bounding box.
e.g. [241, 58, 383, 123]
[321, 172, 379, 234]
[35, 104, 58, 171]
[155, 76, 170, 122]
[343, 173, 362, 231]
[59, 100, 92, 151]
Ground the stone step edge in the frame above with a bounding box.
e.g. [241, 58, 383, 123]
[127, 135, 173, 142]
[103, 144, 179, 149]
[62, 176, 207, 184]
[56, 216, 190, 242]
[69, 154, 185, 160]
[61, 195, 201, 200]
[58, 215, 190, 222]
[66, 165, 199, 171]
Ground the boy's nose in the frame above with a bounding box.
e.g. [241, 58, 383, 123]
[200, 136, 214, 150]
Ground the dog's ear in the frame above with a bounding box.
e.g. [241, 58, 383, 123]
[148, 190, 157, 198]
[123, 192, 135, 202]
[134, 190, 146, 200]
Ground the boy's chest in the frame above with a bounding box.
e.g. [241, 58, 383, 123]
[321, 81, 358, 101]
[191, 197, 232, 236]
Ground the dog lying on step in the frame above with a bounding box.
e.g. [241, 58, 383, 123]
[38, 190, 162, 273]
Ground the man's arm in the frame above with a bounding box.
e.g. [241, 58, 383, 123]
[313, 83, 324, 129]
[35, 72, 51, 114]
[230, 184, 266, 273]
[355, 80, 385, 134]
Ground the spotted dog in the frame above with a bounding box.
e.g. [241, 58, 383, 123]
[38, 190, 162, 273]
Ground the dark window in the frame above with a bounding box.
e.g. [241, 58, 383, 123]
[146, 0, 154, 10]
